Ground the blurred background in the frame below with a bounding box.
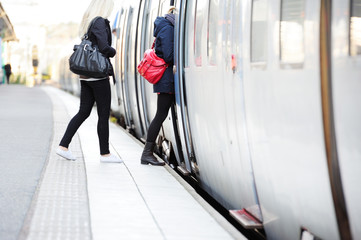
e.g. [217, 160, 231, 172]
[0, 0, 123, 86]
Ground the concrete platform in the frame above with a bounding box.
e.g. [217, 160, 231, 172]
[0, 85, 246, 240]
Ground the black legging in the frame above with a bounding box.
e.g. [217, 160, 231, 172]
[60, 79, 111, 155]
[146, 93, 174, 142]
[6, 74, 10, 84]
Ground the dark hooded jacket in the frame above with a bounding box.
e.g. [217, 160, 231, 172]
[153, 16, 174, 93]
[88, 17, 116, 79]
[88, 17, 116, 58]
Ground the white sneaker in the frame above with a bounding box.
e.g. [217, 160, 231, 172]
[100, 154, 123, 163]
[56, 147, 76, 161]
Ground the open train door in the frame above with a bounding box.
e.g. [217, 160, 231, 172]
[175, 0, 263, 226]
[220, 0, 263, 225]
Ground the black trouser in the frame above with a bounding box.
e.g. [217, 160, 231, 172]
[60, 79, 111, 155]
[146, 93, 174, 142]
[6, 74, 10, 84]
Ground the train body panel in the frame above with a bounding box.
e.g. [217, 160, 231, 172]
[57, 0, 361, 239]
[332, 0, 361, 237]
[242, 0, 339, 238]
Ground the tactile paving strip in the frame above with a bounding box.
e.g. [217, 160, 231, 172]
[19, 90, 92, 240]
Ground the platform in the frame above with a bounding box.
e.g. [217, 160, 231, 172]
[0, 85, 246, 240]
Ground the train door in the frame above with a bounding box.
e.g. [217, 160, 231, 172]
[140, 0, 159, 134]
[154, 0, 184, 165]
[124, 1, 145, 137]
[111, 9, 126, 121]
[138, 0, 155, 132]
[331, 0, 361, 238]
[139, 0, 161, 133]
[174, 0, 199, 172]
[176, 0, 262, 214]
[135, 0, 147, 141]
[122, 7, 133, 128]
[242, 0, 339, 239]
[218, 0, 263, 221]
[109, 11, 119, 114]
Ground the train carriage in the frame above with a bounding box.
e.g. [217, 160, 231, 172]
[58, 0, 361, 239]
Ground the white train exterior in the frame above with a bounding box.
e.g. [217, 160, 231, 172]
[58, 0, 361, 239]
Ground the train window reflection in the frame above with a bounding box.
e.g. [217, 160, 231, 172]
[222, 0, 232, 70]
[251, 0, 268, 63]
[194, 0, 206, 67]
[280, 0, 305, 66]
[159, 0, 169, 16]
[350, 0, 361, 56]
[184, 0, 196, 68]
[231, 0, 242, 73]
[208, 0, 219, 66]
[149, 8, 157, 47]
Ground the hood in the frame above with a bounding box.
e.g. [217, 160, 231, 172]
[153, 16, 173, 37]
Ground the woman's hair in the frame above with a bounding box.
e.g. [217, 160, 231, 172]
[168, 6, 176, 14]
[78, 0, 114, 37]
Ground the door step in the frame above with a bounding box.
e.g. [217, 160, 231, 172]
[229, 209, 263, 229]
[177, 166, 190, 176]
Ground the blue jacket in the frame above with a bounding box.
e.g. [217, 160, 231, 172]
[153, 16, 174, 93]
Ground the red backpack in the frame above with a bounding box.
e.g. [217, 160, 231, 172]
[137, 39, 168, 84]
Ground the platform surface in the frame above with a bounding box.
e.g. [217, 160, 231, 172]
[0, 84, 246, 240]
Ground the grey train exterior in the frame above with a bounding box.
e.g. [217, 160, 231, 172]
[58, 0, 361, 239]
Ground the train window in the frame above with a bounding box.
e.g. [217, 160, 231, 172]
[143, 11, 150, 50]
[231, 0, 242, 73]
[251, 0, 268, 64]
[208, 0, 220, 66]
[149, 8, 158, 47]
[279, 0, 305, 67]
[184, 0, 196, 68]
[125, 9, 133, 74]
[160, 0, 170, 16]
[350, 0, 361, 56]
[194, 0, 206, 67]
[222, 0, 232, 70]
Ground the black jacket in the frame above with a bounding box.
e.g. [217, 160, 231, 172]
[153, 16, 174, 93]
[88, 17, 116, 58]
[4, 64, 11, 75]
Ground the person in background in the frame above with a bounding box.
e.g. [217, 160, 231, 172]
[140, 7, 176, 166]
[56, 0, 122, 163]
[4, 64, 11, 84]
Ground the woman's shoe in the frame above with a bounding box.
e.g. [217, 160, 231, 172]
[56, 147, 76, 161]
[100, 154, 123, 163]
[140, 142, 165, 166]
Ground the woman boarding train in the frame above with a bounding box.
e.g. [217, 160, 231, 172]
[140, 7, 176, 166]
[56, 0, 122, 163]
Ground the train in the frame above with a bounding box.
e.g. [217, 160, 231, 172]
[57, 0, 361, 239]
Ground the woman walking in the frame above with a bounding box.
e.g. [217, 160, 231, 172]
[140, 7, 176, 166]
[56, 0, 122, 163]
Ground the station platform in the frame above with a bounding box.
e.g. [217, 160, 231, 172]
[0, 84, 246, 240]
